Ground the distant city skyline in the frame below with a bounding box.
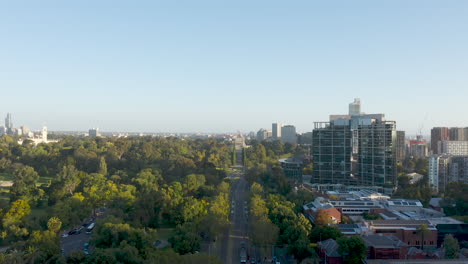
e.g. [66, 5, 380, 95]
[1, 1, 467, 134]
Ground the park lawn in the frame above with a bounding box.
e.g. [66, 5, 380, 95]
[38, 176, 53, 186]
[0, 172, 14, 181]
[0, 186, 9, 202]
[0, 172, 52, 186]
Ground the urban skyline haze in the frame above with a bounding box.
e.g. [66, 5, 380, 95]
[1, 1, 467, 133]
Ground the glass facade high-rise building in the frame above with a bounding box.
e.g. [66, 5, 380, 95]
[312, 100, 397, 190]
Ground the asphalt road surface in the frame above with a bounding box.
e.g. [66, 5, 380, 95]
[218, 148, 267, 264]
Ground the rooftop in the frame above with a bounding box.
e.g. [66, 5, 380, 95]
[387, 199, 423, 207]
[363, 234, 406, 249]
[319, 239, 341, 257]
[368, 220, 437, 230]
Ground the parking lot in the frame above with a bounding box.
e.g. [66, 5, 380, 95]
[60, 209, 106, 256]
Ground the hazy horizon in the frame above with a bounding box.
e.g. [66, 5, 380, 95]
[2, 1, 467, 134]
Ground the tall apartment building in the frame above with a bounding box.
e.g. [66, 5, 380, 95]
[449, 127, 466, 141]
[438, 141, 468, 156]
[256, 128, 271, 142]
[396, 131, 406, 161]
[411, 144, 428, 158]
[431, 127, 450, 154]
[312, 100, 397, 189]
[272, 123, 283, 139]
[281, 125, 297, 144]
[429, 154, 468, 192]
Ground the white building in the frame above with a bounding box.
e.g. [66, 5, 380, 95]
[438, 140, 468, 155]
[349, 98, 362, 115]
[281, 125, 297, 144]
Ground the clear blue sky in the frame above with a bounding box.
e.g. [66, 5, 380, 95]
[1, 1, 467, 134]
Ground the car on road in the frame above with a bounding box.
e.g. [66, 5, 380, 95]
[240, 242, 247, 263]
[250, 257, 256, 263]
[61, 233, 69, 238]
[83, 242, 89, 255]
[68, 230, 77, 235]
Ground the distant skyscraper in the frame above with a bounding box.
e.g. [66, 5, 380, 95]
[42, 126, 48, 142]
[431, 127, 450, 154]
[396, 131, 406, 161]
[281, 125, 297, 144]
[256, 128, 271, 142]
[313, 99, 397, 190]
[272, 123, 283, 139]
[89, 128, 100, 137]
[348, 98, 361, 115]
[4, 113, 12, 135]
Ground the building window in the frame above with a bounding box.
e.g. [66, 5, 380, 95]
[416, 241, 420, 245]
[430, 241, 434, 245]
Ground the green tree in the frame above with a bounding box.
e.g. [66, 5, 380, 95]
[443, 234, 460, 259]
[416, 224, 430, 250]
[47, 217, 62, 233]
[168, 223, 201, 254]
[183, 174, 206, 194]
[231, 147, 236, 166]
[315, 209, 333, 226]
[288, 234, 315, 263]
[132, 168, 162, 193]
[337, 236, 367, 264]
[26, 230, 60, 261]
[66, 250, 87, 264]
[2, 199, 31, 240]
[250, 183, 264, 197]
[10, 165, 42, 203]
[92, 219, 157, 253]
[98, 156, 108, 176]
[309, 226, 343, 243]
[52, 193, 91, 228]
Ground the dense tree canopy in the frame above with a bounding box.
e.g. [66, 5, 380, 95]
[0, 136, 234, 262]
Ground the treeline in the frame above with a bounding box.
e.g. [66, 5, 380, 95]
[0, 135, 234, 263]
[242, 141, 323, 262]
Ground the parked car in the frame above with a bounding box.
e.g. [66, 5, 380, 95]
[76, 226, 84, 234]
[61, 233, 69, 238]
[83, 242, 89, 255]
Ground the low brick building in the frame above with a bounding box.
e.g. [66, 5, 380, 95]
[365, 220, 438, 249]
[362, 234, 408, 259]
[317, 239, 343, 264]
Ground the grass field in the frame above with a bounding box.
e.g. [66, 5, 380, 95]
[0, 172, 13, 181]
